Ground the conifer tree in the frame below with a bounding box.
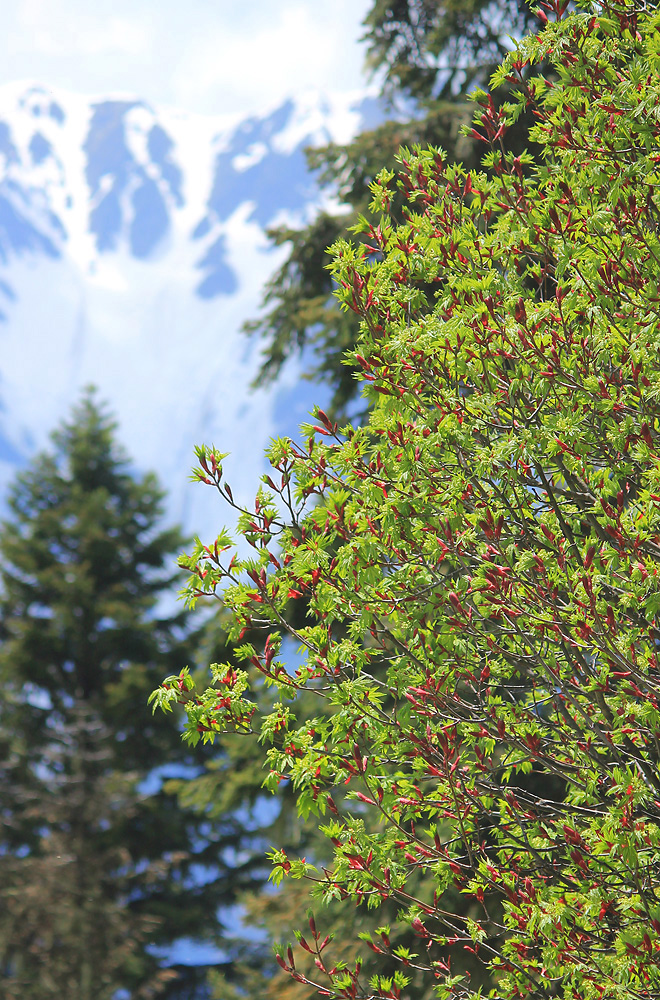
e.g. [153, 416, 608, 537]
[0, 392, 259, 999]
[247, 0, 538, 414]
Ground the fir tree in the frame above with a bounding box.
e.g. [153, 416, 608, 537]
[247, 0, 538, 414]
[0, 392, 256, 999]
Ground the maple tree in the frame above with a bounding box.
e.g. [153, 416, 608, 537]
[153, 3, 660, 998]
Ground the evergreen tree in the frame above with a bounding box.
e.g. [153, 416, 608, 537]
[247, 0, 538, 414]
[0, 392, 257, 999]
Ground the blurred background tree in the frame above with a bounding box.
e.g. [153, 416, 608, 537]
[0, 392, 276, 999]
[246, 0, 538, 414]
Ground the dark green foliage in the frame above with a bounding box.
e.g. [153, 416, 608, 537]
[362, 0, 534, 101]
[247, 0, 539, 414]
[0, 393, 257, 998]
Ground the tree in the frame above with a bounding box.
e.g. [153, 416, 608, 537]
[246, 0, 539, 414]
[153, 2, 660, 998]
[199, 7, 550, 988]
[0, 393, 264, 999]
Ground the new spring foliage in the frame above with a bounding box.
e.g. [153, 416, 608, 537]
[152, 3, 660, 997]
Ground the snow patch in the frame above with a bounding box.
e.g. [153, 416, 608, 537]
[0, 80, 380, 543]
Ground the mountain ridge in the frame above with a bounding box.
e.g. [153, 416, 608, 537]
[0, 82, 378, 537]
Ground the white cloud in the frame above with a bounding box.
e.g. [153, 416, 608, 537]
[1, 0, 373, 114]
[13, 0, 151, 56]
[172, 4, 366, 113]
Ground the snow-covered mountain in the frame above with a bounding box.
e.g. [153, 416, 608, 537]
[0, 82, 379, 538]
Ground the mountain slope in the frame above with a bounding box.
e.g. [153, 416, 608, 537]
[0, 82, 377, 536]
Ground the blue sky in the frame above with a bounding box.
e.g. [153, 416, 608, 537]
[1, 0, 374, 114]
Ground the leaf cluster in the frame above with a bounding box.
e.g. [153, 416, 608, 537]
[154, 3, 660, 998]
